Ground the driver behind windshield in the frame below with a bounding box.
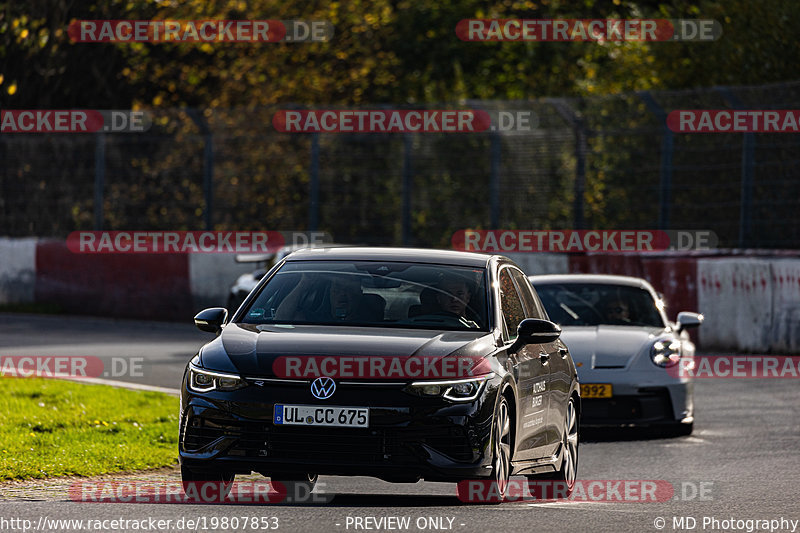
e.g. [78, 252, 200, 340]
[433, 274, 478, 327]
[604, 298, 632, 324]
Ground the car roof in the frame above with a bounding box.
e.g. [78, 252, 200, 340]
[278, 242, 350, 258]
[529, 273, 654, 290]
[284, 246, 496, 268]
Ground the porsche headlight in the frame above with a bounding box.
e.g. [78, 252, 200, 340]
[404, 376, 490, 402]
[188, 364, 247, 392]
[651, 339, 682, 367]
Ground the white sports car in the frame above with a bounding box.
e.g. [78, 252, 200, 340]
[529, 274, 702, 435]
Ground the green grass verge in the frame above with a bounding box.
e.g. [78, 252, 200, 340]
[0, 377, 179, 481]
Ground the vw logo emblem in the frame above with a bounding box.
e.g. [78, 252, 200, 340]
[310, 377, 336, 399]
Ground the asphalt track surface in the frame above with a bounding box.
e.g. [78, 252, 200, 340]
[0, 313, 206, 390]
[1, 313, 799, 533]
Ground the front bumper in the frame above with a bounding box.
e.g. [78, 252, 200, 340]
[581, 386, 692, 427]
[179, 377, 499, 482]
[577, 367, 693, 427]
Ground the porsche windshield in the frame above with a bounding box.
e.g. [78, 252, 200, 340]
[241, 261, 489, 331]
[535, 283, 665, 328]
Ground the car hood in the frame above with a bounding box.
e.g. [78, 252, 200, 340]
[559, 326, 664, 368]
[198, 323, 495, 378]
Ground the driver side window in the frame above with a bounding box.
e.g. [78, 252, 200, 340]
[499, 268, 526, 341]
[510, 268, 545, 319]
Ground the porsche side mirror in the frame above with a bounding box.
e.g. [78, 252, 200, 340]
[676, 311, 704, 332]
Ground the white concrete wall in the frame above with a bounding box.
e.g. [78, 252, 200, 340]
[0, 237, 37, 304]
[697, 258, 773, 352]
[769, 259, 800, 353]
[696, 258, 800, 353]
[2, 236, 799, 352]
[505, 253, 569, 276]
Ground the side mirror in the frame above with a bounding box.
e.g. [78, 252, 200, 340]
[676, 311, 703, 332]
[517, 318, 562, 344]
[194, 307, 228, 334]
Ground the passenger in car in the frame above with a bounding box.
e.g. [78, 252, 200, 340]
[329, 276, 385, 321]
[276, 274, 384, 323]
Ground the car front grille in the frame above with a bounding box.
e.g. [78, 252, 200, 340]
[182, 414, 475, 463]
[582, 388, 674, 422]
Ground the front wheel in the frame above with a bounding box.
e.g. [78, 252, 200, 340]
[181, 465, 234, 500]
[528, 397, 578, 497]
[489, 395, 512, 502]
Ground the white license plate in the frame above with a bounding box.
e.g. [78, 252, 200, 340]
[273, 405, 369, 428]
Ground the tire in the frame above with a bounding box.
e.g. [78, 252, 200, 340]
[489, 395, 512, 503]
[181, 464, 234, 500]
[271, 474, 318, 503]
[528, 397, 579, 497]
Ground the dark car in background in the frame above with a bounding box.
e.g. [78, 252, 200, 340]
[530, 274, 702, 435]
[181, 248, 580, 500]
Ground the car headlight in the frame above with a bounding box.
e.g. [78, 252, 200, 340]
[404, 376, 490, 402]
[188, 363, 247, 392]
[651, 339, 682, 367]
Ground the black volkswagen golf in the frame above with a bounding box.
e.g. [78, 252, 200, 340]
[180, 247, 579, 500]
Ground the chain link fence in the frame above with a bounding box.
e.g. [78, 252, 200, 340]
[2, 81, 800, 249]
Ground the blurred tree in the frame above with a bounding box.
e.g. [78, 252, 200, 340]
[3, 0, 799, 108]
[2, 0, 800, 243]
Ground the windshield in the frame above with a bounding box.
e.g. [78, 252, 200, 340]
[241, 261, 489, 331]
[534, 283, 665, 328]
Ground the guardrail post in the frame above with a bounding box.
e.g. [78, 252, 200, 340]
[94, 132, 105, 231]
[490, 132, 501, 228]
[309, 133, 320, 232]
[402, 134, 413, 245]
[546, 98, 586, 229]
[187, 109, 214, 230]
[716, 86, 755, 248]
[573, 117, 587, 230]
[638, 91, 673, 230]
[203, 133, 214, 231]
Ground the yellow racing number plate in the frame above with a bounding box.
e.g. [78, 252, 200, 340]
[580, 383, 613, 398]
